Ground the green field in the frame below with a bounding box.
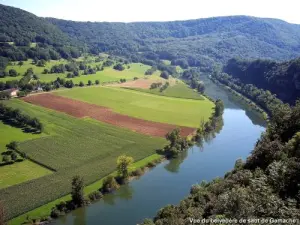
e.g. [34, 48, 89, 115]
[9, 154, 161, 225]
[56, 86, 214, 127]
[0, 99, 166, 220]
[126, 83, 204, 100]
[0, 121, 51, 189]
[2, 58, 158, 84]
[0, 160, 52, 189]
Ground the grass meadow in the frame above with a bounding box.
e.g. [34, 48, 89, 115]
[0, 99, 166, 220]
[0, 121, 51, 189]
[2, 58, 158, 84]
[126, 83, 205, 100]
[56, 86, 214, 128]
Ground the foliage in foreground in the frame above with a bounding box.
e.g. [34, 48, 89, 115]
[142, 102, 300, 224]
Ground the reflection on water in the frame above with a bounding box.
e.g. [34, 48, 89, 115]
[52, 78, 266, 225]
[164, 150, 188, 173]
[73, 206, 86, 225]
[102, 185, 134, 205]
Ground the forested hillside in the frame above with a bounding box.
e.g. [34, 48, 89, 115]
[0, 4, 82, 63]
[48, 16, 300, 72]
[1, 4, 300, 73]
[223, 58, 300, 104]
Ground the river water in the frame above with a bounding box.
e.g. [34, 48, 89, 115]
[53, 79, 266, 225]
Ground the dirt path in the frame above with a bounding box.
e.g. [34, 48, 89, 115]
[22, 94, 195, 137]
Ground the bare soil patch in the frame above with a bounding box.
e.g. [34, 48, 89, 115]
[23, 94, 195, 137]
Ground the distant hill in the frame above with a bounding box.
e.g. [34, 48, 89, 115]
[48, 16, 300, 71]
[223, 57, 300, 104]
[0, 4, 81, 62]
[2, 4, 300, 72]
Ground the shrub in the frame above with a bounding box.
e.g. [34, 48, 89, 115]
[131, 168, 144, 176]
[88, 191, 103, 201]
[101, 175, 119, 193]
[113, 63, 125, 71]
[79, 81, 84, 87]
[160, 71, 169, 79]
[11, 152, 18, 161]
[56, 201, 67, 212]
[17, 91, 27, 97]
[95, 80, 100, 85]
[2, 155, 10, 162]
[50, 208, 60, 218]
[147, 161, 156, 168]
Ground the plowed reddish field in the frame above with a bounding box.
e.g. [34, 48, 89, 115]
[23, 93, 195, 137]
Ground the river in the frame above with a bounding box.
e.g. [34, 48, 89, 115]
[52, 79, 266, 225]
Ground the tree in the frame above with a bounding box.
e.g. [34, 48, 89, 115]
[2, 155, 9, 163]
[6, 141, 18, 151]
[113, 63, 125, 71]
[117, 155, 134, 179]
[37, 60, 46, 67]
[197, 82, 205, 94]
[102, 175, 119, 193]
[18, 61, 24, 66]
[8, 69, 17, 77]
[215, 99, 224, 117]
[160, 71, 169, 79]
[11, 152, 17, 161]
[71, 176, 85, 207]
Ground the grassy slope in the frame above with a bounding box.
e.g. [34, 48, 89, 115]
[0, 121, 51, 189]
[56, 86, 214, 127]
[126, 83, 204, 100]
[2, 59, 155, 84]
[1, 100, 166, 220]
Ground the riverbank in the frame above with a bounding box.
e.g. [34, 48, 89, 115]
[8, 154, 163, 225]
[210, 77, 269, 121]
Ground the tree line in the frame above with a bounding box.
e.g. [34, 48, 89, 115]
[223, 57, 300, 105]
[0, 103, 43, 133]
[211, 72, 283, 116]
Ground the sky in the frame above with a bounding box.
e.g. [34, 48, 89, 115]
[1, 0, 300, 24]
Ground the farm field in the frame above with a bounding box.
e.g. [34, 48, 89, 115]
[0, 160, 52, 189]
[0, 121, 50, 188]
[0, 99, 166, 220]
[23, 93, 195, 137]
[2, 58, 159, 84]
[127, 83, 205, 100]
[56, 86, 214, 127]
[9, 153, 162, 225]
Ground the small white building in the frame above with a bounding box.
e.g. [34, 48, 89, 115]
[7, 88, 19, 97]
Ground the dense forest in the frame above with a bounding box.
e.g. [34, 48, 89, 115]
[2, 4, 300, 73]
[142, 101, 300, 224]
[0, 4, 82, 63]
[48, 16, 300, 72]
[223, 58, 300, 104]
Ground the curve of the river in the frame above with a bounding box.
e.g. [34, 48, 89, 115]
[52, 79, 266, 225]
